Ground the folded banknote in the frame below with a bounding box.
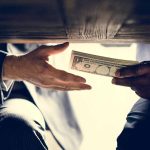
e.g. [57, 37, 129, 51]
[70, 51, 139, 77]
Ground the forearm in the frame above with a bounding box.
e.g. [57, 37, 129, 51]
[3, 55, 21, 81]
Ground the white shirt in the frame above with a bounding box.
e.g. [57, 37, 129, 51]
[4, 43, 83, 150]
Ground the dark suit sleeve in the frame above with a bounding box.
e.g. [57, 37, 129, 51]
[0, 99, 48, 150]
[0, 50, 14, 104]
[117, 98, 150, 150]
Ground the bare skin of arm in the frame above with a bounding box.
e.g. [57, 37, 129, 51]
[112, 62, 150, 99]
[2, 42, 91, 91]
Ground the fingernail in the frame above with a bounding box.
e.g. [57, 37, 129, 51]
[84, 85, 92, 89]
[79, 84, 92, 90]
[87, 85, 92, 89]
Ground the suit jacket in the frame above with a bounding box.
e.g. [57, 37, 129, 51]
[0, 43, 82, 150]
[117, 44, 150, 150]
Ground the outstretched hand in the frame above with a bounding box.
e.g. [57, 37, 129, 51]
[112, 62, 150, 99]
[3, 42, 91, 91]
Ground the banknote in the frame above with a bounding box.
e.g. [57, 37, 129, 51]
[70, 51, 139, 77]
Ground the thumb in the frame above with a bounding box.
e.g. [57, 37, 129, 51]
[37, 42, 69, 57]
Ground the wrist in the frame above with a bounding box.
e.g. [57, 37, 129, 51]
[3, 55, 22, 81]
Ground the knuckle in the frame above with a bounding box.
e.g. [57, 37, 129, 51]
[144, 63, 150, 73]
[137, 63, 150, 75]
[135, 65, 143, 75]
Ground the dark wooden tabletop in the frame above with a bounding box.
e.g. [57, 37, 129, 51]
[0, 0, 149, 43]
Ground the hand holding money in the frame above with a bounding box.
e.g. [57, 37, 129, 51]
[69, 51, 150, 99]
[70, 51, 138, 77]
[70, 51, 150, 98]
[112, 61, 150, 99]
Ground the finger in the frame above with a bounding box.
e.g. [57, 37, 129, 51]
[44, 81, 92, 90]
[49, 85, 91, 91]
[112, 77, 148, 87]
[37, 42, 69, 57]
[47, 65, 87, 83]
[26, 76, 91, 90]
[112, 77, 133, 87]
[115, 62, 150, 78]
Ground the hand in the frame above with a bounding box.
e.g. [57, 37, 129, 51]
[112, 61, 150, 99]
[3, 42, 91, 91]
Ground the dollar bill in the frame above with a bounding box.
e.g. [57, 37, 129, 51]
[70, 51, 139, 77]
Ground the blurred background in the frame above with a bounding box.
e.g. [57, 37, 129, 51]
[51, 43, 139, 150]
